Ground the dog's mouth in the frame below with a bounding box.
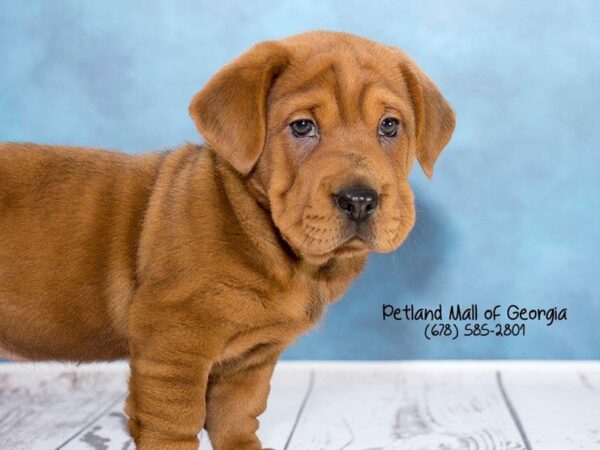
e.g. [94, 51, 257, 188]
[278, 198, 413, 263]
[313, 222, 376, 260]
[285, 222, 374, 263]
[332, 235, 371, 257]
[295, 213, 411, 262]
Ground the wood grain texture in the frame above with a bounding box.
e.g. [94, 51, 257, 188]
[59, 398, 132, 450]
[284, 365, 525, 450]
[0, 364, 127, 450]
[257, 366, 312, 450]
[501, 367, 600, 450]
[0, 361, 599, 450]
[0, 362, 309, 450]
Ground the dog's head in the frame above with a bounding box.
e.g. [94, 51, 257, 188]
[190, 31, 455, 264]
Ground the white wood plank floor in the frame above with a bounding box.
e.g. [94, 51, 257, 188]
[0, 361, 598, 450]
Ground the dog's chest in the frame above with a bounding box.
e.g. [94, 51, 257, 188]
[219, 278, 330, 363]
[279, 273, 331, 326]
[217, 256, 364, 366]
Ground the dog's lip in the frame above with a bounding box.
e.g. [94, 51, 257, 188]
[335, 235, 371, 252]
[296, 233, 371, 263]
[343, 236, 368, 247]
[330, 236, 371, 258]
[294, 227, 373, 261]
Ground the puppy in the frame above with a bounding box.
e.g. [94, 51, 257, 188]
[0, 31, 455, 449]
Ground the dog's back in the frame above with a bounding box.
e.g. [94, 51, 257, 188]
[0, 143, 161, 361]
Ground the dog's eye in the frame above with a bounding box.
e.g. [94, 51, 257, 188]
[379, 118, 400, 138]
[290, 119, 316, 138]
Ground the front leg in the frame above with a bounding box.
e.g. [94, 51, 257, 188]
[127, 340, 215, 449]
[126, 301, 229, 450]
[205, 351, 281, 450]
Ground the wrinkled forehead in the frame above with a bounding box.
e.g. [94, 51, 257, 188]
[268, 47, 414, 127]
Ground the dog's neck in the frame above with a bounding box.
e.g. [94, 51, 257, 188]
[209, 150, 367, 296]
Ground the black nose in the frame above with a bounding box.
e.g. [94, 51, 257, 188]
[334, 188, 379, 222]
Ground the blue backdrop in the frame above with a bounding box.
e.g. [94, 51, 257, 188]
[1, 1, 598, 359]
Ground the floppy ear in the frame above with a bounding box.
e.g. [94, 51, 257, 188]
[399, 59, 456, 178]
[189, 41, 290, 175]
